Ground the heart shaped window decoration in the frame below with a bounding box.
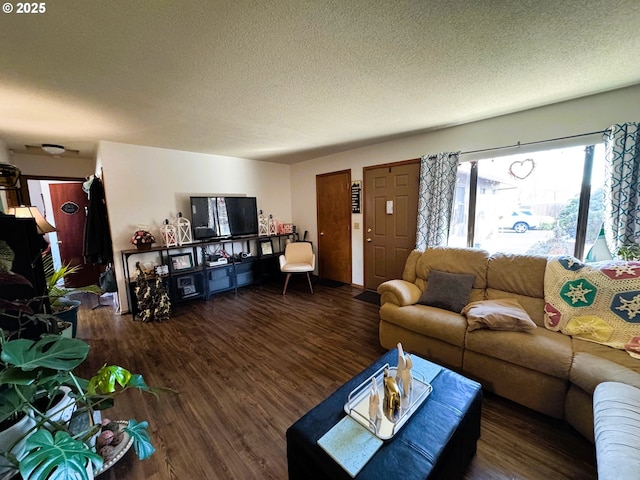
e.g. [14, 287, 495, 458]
[508, 158, 535, 180]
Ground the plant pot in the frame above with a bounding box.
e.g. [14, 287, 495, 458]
[136, 243, 152, 251]
[54, 298, 81, 338]
[0, 412, 37, 477]
[32, 386, 76, 428]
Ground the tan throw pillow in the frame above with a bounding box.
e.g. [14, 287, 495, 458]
[462, 298, 536, 332]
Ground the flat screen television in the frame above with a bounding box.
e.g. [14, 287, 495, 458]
[224, 197, 258, 237]
[190, 196, 258, 240]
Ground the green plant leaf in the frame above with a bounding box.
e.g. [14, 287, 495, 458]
[0, 366, 39, 385]
[125, 419, 155, 460]
[1, 336, 89, 371]
[87, 365, 131, 394]
[126, 373, 149, 390]
[0, 385, 34, 423]
[20, 429, 103, 480]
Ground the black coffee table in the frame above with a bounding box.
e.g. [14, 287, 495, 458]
[286, 348, 482, 479]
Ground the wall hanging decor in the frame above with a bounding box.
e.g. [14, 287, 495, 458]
[508, 158, 535, 180]
[160, 219, 178, 247]
[174, 212, 192, 245]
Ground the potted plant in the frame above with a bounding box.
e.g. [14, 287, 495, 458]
[617, 243, 640, 261]
[42, 256, 102, 338]
[0, 301, 165, 480]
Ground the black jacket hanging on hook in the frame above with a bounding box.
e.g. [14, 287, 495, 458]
[83, 177, 113, 264]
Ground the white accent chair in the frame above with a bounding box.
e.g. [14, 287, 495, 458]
[279, 242, 315, 295]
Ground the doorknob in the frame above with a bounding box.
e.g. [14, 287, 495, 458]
[367, 238, 372, 242]
[367, 228, 372, 233]
[320, 232, 324, 236]
[57, 241, 62, 245]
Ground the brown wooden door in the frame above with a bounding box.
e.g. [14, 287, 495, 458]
[316, 170, 351, 284]
[49, 182, 101, 287]
[364, 161, 420, 290]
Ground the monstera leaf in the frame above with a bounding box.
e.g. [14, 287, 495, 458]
[87, 365, 131, 394]
[1, 336, 89, 371]
[19, 430, 103, 480]
[125, 419, 155, 460]
[0, 385, 35, 423]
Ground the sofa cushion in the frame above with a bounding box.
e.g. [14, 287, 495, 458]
[465, 325, 573, 380]
[462, 299, 536, 332]
[419, 270, 475, 313]
[414, 247, 489, 302]
[570, 351, 640, 394]
[486, 252, 547, 326]
[572, 338, 640, 374]
[379, 303, 467, 348]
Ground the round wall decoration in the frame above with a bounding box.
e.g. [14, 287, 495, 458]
[508, 158, 535, 180]
[60, 201, 80, 215]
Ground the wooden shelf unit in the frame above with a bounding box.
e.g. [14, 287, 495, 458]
[121, 234, 293, 314]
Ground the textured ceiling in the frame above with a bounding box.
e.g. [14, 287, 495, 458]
[0, 0, 639, 164]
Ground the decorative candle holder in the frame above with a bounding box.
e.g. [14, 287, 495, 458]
[160, 219, 178, 247]
[174, 212, 192, 245]
[268, 214, 277, 236]
[258, 210, 269, 236]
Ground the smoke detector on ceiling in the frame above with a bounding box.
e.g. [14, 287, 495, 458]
[41, 144, 66, 155]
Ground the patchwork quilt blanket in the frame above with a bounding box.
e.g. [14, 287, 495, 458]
[544, 256, 640, 359]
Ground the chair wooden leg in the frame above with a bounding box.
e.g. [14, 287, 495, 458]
[283, 273, 292, 295]
[306, 272, 313, 294]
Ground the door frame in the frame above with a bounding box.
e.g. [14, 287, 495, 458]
[20, 175, 86, 272]
[316, 169, 352, 284]
[363, 158, 420, 290]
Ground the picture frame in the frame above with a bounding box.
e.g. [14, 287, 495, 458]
[177, 276, 194, 288]
[176, 274, 197, 297]
[170, 252, 194, 272]
[259, 239, 273, 256]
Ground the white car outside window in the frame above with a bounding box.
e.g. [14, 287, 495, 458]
[499, 210, 541, 233]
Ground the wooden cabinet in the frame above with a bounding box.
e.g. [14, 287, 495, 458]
[121, 234, 292, 314]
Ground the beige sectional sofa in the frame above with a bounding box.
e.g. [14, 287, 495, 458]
[377, 246, 640, 442]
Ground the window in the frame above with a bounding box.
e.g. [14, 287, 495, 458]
[449, 144, 605, 259]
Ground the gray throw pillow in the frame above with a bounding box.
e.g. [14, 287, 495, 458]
[419, 270, 475, 313]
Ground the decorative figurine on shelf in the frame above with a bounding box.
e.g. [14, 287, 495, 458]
[174, 212, 192, 245]
[258, 210, 269, 236]
[268, 214, 277, 236]
[383, 367, 402, 422]
[160, 219, 178, 247]
[397, 343, 413, 399]
[368, 377, 384, 429]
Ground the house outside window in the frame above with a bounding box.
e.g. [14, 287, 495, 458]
[448, 144, 605, 259]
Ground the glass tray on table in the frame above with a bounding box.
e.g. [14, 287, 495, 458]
[343, 364, 432, 441]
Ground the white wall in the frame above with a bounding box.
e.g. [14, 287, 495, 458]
[98, 141, 292, 311]
[11, 152, 95, 179]
[291, 84, 640, 286]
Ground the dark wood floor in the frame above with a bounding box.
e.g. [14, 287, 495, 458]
[74, 280, 596, 479]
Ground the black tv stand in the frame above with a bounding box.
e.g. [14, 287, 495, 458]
[121, 234, 294, 315]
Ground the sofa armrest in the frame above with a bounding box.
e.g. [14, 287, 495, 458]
[377, 280, 422, 307]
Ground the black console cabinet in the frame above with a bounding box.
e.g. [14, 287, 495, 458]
[121, 234, 292, 314]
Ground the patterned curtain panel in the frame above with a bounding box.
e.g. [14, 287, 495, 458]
[604, 123, 640, 254]
[415, 152, 460, 251]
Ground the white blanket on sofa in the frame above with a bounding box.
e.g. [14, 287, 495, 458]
[544, 256, 640, 359]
